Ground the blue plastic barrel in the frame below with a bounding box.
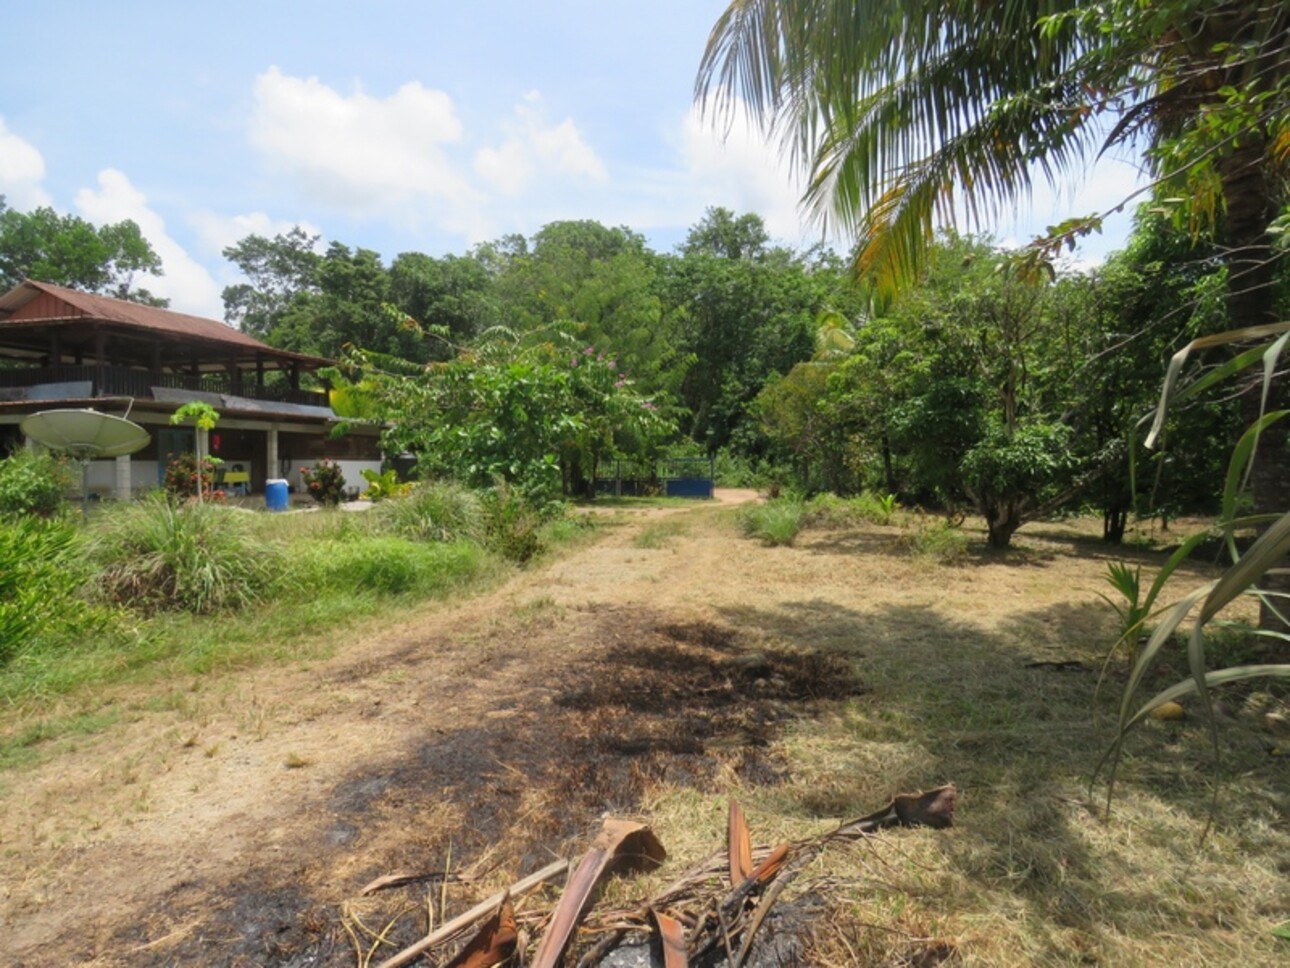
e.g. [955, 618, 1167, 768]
[265, 478, 289, 511]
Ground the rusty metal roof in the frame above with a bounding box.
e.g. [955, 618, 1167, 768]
[0, 280, 334, 368]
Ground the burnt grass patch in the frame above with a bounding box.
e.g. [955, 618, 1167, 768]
[100, 611, 865, 967]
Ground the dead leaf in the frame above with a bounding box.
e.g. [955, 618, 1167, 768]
[727, 800, 753, 887]
[445, 892, 517, 968]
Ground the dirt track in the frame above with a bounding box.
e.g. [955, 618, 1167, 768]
[5, 490, 843, 967]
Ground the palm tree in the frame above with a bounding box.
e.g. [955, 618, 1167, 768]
[697, 0, 1289, 627]
[697, 0, 1286, 291]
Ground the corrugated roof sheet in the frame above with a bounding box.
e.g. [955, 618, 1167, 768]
[0, 280, 334, 367]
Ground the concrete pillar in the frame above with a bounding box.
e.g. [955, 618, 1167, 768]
[114, 455, 132, 501]
[267, 427, 279, 482]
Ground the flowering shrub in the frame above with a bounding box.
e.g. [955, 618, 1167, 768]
[164, 452, 216, 500]
[300, 459, 346, 506]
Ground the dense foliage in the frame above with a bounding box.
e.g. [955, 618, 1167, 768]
[0, 450, 70, 518]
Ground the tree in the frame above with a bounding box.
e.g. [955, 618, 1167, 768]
[698, 0, 1289, 607]
[388, 251, 496, 356]
[221, 227, 321, 338]
[484, 221, 686, 398]
[661, 210, 850, 453]
[697, 1, 1287, 300]
[348, 333, 674, 503]
[0, 197, 165, 303]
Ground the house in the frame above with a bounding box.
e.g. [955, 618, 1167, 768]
[0, 280, 383, 499]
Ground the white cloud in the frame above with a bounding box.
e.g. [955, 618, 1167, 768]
[248, 67, 482, 226]
[189, 209, 323, 258]
[676, 104, 811, 245]
[75, 169, 225, 319]
[998, 154, 1148, 265]
[0, 118, 52, 210]
[475, 93, 607, 195]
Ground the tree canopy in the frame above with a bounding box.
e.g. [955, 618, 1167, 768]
[0, 197, 165, 304]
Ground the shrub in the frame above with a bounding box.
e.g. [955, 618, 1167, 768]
[373, 480, 485, 543]
[480, 481, 547, 563]
[0, 516, 92, 663]
[0, 449, 72, 517]
[908, 518, 968, 564]
[163, 452, 216, 500]
[300, 459, 346, 506]
[807, 491, 901, 528]
[738, 498, 806, 546]
[88, 494, 281, 613]
[360, 467, 412, 502]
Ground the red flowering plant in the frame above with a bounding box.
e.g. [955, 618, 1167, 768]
[299, 459, 346, 506]
[163, 452, 217, 500]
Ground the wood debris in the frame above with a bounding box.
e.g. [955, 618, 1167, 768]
[358, 785, 957, 967]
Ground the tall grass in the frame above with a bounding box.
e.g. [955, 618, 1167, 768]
[0, 515, 101, 664]
[737, 497, 806, 546]
[292, 536, 488, 597]
[87, 494, 282, 613]
[807, 490, 900, 527]
[371, 480, 485, 543]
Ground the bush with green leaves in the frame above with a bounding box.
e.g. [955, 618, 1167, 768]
[0, 449, 71, 517]
[738, 497, 806, 546]
[163, 452, 216, 500]
[300, 459, 347, 506]
[480, 480, 549, 563]
[88, 494, 281, 613]
[0, 516, 97, 664]
[372, 479, 484, 543]
[359, 467, 412, 502]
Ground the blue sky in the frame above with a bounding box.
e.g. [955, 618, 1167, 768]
[0, 1, 1145, 319]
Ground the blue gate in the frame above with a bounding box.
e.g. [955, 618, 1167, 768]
[595, 457, 714, 499]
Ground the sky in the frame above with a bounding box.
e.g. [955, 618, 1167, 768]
[0, 1, 1147, 320]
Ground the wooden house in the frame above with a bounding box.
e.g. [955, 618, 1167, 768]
[0, 280, 382, 499]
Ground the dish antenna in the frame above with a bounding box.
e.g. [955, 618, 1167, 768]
[19, 409, 150, 520]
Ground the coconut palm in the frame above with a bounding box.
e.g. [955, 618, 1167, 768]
[696, 0, 1287, 301]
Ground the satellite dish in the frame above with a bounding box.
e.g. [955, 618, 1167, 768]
[20, 409, 150, 519]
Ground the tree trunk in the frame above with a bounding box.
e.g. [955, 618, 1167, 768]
[1217, 138, 1289, 649]
[984, 502, 1023, 549]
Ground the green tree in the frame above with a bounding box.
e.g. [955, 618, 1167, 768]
[388, 251, 496, 356]
[662, 209, 849, 453]
[0, 198, 164, 303]
[485, 220, 685, 397]
[349, 333, 675, 503]
[697, 1, 1287, 299]
[221, 227, 321, 338]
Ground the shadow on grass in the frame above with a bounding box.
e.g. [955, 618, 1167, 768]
[713, 597, 1290, 960]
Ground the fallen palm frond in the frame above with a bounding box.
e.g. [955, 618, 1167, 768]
[361, 786, 956, 967]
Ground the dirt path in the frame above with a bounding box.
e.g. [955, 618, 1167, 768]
[4, 496, 1284, 967]
[2, 491, 784, 967]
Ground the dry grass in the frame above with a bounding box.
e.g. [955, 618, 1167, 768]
[606, 510, 1289, 967]
[2, 501, 1287, 966]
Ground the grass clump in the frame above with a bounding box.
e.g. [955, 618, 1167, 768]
[372, 479, 485, 543]
[738, 497, 806, 546]
[907, 517, 968, 563]
[0, 515, 104, 664]
[88, 494, 282, 613]
[806, 490, 900, 528]
[293, 536, 487, 597]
